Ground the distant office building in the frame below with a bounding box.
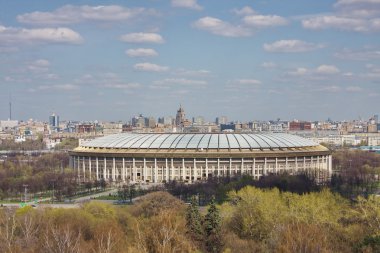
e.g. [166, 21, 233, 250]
[221, 123, 235, 131]
[49, 113, 59, 131]
[145, 117, 156, 128]
[373, 115, 378, 123]
[76, 124, 96, 134]
[0, 120, 18, 131]
[158, 116, 173, 126]
[132, 114, 146, 128]
[368, 123, 378, 133]
[175, 105, 186, 127]
[192, 116, 205, 125]
[216, 116, 228, 125]
[289, 121, 311, 131]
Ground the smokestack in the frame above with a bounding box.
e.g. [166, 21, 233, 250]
[9, 94, 12, 120]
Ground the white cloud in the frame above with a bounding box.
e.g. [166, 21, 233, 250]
[288, 65, 340, 77]
[261, 62, 277, 68]
[120, 33, 164, 43]
[312, 85, 342, 93]
[28, 59, 50, 72]
[103, 82, 141, 89]
[263, 40, 323, 53]
[0, 26, 83, 45]
[175, 68, 211, 76]
[134, 62, 169, 72]
[346, 86, 363, 92]
[38, 84, 79, 91]
[288, 67, 309, 76]
[334, 0, 380, 17]
[316, 65, 340, 74]
[236, 79, 262, 85]
[151, 78, 207, 90]
[343, 72, 354, 77]
[17, 5, 157, 25]
[302, 0, 380, 32]
[232, 6, 256, 16]
[125, 48, 158, 57]
[243, 14, 288, 27]
[302, 16, 370, 32]
[153, 78, 207, 86]
[171, 0, 203, 10]
[193, 17, 251, 37]
[334, 48, 380, 60]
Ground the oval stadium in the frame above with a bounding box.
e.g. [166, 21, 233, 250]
[69, 133, 332, 183]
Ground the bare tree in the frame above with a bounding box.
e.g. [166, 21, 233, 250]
[0, 209, 18, 253]
[18, 210, 41, 249]
[43, 224, 82, 253]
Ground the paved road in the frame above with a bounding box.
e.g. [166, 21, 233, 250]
[73, 188, 118, 203]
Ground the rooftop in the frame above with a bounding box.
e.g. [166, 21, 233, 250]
[80, 133, 320, 150]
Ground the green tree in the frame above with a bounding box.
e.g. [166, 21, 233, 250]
[204, 196, 223, 253]
[186, 196, 204, 242]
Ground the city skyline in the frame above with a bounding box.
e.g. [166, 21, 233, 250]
[1, 0, 379, 121]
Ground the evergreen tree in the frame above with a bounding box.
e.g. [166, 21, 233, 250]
[204, 196, 223, 253]
[185, 196, 204, 242]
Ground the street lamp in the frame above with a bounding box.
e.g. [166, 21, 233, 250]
[22, 184, 28, 203]
[51, 180, 56, 203]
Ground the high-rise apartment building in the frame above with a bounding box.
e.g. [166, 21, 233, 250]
[49, 113, 59, 131]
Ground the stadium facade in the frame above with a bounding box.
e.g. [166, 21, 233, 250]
[69, 133, 332, 183]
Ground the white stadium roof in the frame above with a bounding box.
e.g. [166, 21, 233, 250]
[81, 133, 319, 150]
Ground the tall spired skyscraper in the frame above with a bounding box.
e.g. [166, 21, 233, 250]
[175, 105, 185, 127]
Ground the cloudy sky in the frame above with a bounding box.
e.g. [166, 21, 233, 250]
[0, 0, 379, 122]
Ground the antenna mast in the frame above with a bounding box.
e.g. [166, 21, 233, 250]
[9, 93, 12, 120]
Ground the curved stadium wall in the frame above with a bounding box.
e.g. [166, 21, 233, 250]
[69, 133, 332, 183]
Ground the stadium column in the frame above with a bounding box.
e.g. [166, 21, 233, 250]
[229, 158, 232, 176]
[328, 155, 332, 176]
[77, 156, 80, 180]
[217, 158, 220, 177]
[132, 158, 136, 182]
[104, 158, 107, 180]
[275, 157, 278, 174]
[143, 158, 146, 182]
[295, 157, 298, 172]
[165, 158, 169, 182]
[303, 157, 306, 172]
[264, 157, 267, 176]
[83, 158, 86, 181]
[154, 158, 157, 183]
[112, 158, 116, 182]
[96, 157, 99, 180]
[182, 158, 185, 181]
[122, 158, 125, 182]
[317, 156, 319, 170]
[241, 158, 244, 175]
[89, 157, 92, 180]
[205, 158, 209, 179]
[193, 158, 197, 182]
[170, 158, 174, 181]
[73, 156, 76, 176]
[285, 157, 288, 171]
[317, 156, 320, 179]
[252, 158, 255, 177]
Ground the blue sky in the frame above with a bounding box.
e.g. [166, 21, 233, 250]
[0, 0, 379, 122]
